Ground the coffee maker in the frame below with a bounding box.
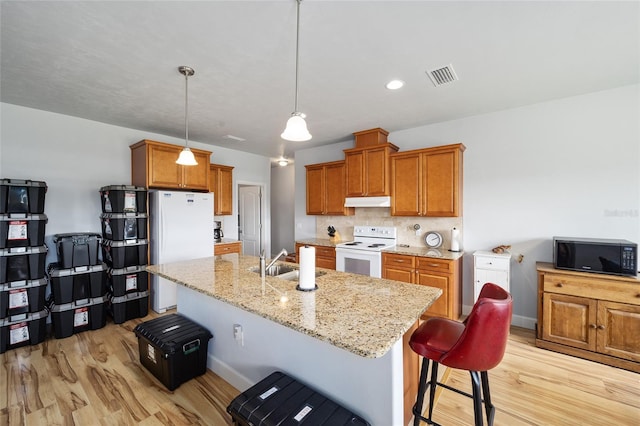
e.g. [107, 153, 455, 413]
[214, 221, 223, 242]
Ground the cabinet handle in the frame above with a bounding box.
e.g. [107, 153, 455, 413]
[597, 325, 605, 330]
[556, 283, 563, 288]
[428, 263, 440, 267]
[589, 324, 597, 329]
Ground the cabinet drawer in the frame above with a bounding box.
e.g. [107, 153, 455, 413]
[314, 245, 336, 259]
[383, 253, 415, 269]
[544, 274, 640, 305]
[214, 242, 241, 255]
[474, 256, 510, 271]
[416, 257, 451, 273]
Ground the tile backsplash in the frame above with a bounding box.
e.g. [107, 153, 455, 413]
[316, 208, 463, 250]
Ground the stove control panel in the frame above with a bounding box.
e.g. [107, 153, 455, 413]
[353, 226, 397, 239]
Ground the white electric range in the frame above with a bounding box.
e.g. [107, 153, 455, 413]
[335, 226, 397, 278]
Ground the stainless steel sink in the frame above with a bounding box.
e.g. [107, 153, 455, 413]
[249, 265, 326, 281]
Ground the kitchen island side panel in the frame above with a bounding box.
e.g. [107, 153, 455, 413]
[177, 284, 403, 426]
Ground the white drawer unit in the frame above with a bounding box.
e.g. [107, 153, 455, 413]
[473, 250, 511, 302]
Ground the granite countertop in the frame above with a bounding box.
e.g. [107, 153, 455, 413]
[214, 238, 241, 245]
[295, 238, 339, 248]
[383, 246, 464, 261]
[146, 255, 441, 359]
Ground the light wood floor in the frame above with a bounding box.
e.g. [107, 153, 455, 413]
[2, 313, 639, 425]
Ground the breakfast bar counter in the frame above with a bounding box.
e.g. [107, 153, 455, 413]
[146, 254, 442, 425]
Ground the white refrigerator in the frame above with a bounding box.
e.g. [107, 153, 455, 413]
[149, 190, 214, 313]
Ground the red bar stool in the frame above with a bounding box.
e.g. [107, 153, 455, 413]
[409, 283, 513, 426]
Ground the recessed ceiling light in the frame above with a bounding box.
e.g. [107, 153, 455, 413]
[385, 79, 404, 90]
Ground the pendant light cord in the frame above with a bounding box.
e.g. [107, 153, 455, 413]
[184, 70, 189, 147]
[293, 0, 301, 112]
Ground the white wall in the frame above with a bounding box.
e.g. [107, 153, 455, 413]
[0, 103, 272, 262]
[270, 164, 295, 256]
[293, 85, 640, 325]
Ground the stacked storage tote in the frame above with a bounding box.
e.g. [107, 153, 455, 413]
[48, 232, 108, 338]
[0, 179, 48, 353]
[99, 185, 149, 324]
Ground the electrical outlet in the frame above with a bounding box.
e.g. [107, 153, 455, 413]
[233, 324, 244, 346]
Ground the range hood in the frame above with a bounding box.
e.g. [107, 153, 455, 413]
[344, 196, 391, 208]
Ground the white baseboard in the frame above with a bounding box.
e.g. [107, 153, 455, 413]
[207, 354, 253, 392]
[462, 304, 536, 330]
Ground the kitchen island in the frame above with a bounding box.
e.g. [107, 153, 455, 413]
[146, 254, 441, 425]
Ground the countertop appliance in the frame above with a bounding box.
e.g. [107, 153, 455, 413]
[149, 190, 214, 313]
[553, 236, 637, 277]
[214, 220, 223, 242]
[335, 226, 397, 278]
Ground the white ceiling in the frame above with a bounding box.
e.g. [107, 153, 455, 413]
[1, 1, 638, 162]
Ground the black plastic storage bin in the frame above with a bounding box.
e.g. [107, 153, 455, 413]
[48, 295, 108, 339]
[53, 233, 102, 269]
[109, 290, 149, 324]
[102, 239, 148, 269]
[0, 214, 48, 249]
[48, 263, 108, 305]
[0, 310, 48, 354]
[133, 313, 212, 391]
[99, 185, 147, 214]
[108, 265, 148, 296]
[0, 278, 47, 319]
[100, 213, 148, 241]
[227, 371, 371, 426]
[0, 179, 47, 214]
[0, 245, 47, 283]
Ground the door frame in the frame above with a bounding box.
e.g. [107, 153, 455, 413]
[237, 181, 268, 258]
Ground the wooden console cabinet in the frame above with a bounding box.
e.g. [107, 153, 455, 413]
[382, 252, 462, 320]
[536, 262, 640, 373]
[130, 139, 211, 191]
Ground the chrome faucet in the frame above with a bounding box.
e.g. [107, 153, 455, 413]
[261, 248, 288, 277]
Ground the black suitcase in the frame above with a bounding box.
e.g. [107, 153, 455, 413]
[227, 371, 370, 426]
[133, 313, 212, 391]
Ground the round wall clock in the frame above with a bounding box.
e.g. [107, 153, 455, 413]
[424, 231, 443, 248]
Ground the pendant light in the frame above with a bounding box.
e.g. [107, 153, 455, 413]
[176, 65, 198, 166]
[281, 0, 312, 142]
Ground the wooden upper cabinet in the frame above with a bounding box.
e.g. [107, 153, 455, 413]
[390, 143, 465, 217]
[305, 161, 353, 216]
[209, 164, 234, 215]
[344, 143, 399, 197]
[130, 139, 211, 191]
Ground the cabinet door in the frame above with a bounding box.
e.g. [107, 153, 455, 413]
[542, 293, 596, 351]
[217, 167, 233, 215]
[324, 162, 348, 215]
[345, 150, 365, 196]
[474, 268, 509, 302]
[403, 320, 420, 426]
[383, 266, 415, 283]
[182, 150, 211, 191]
[390, 152, 421, 216]
[423, 149, 461, 217]
[148, 144, 183, 189]
[316, 256, 336, 270]
[416, 271, 450, 319]
[597, 301, 640, 362]
[365, 146, 389, 196]
[306, 165, 325, 214]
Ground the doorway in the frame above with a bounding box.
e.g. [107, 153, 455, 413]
[238, 184, 264, 256]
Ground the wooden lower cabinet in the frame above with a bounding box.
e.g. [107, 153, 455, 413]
[536, 262, 640, 373]
[214, 241, 242, 255]
[382, 252, 461, 320]
[403, 320, 419, 426]
[295, 243, 336, 270]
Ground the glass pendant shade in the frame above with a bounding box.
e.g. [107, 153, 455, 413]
[176, 147, 198, 165]
[281, 113, 312, 142]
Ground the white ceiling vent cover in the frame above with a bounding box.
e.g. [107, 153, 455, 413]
[426, 64, 458, 87]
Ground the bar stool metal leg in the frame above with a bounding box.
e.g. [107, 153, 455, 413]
[413, 357, 430, 426]
[427, 361, 439, 420]
[481, 371, 495, 426]
[470, 371, 484, 426]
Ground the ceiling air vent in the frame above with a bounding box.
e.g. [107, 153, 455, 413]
[426, 64, 458, 87]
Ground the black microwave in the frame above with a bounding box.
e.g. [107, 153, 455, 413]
[553, 237, 637, 277]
